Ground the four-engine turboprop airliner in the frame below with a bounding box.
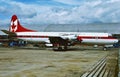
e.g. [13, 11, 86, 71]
[1, 15, 118, 51]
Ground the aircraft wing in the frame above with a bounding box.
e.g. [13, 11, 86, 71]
[49, 37, 70, 46]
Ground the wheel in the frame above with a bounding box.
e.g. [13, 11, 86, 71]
[53, 46, 67, 51]
[64, 46, 67, 51]
[58, 47, 62, 50]
[53, 47, 62, 51]
[103, 47, 107, 51]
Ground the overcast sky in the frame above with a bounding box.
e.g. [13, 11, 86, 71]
[0, 0, 120, 25]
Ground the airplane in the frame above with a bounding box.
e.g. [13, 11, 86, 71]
[1, 15, 119, 51]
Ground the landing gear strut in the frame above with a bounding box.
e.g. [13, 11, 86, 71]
[53, 44, 68, 51]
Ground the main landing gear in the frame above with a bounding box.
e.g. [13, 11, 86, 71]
[53, 44, 68, 51]
[103, 47, 107, 51]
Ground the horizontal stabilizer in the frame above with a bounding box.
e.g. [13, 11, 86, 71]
[1, 30, 16, 36]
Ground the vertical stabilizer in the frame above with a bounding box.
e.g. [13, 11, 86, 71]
[9, 15, 36, 32]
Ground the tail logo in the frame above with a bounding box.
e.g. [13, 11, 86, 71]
[10, 19, 18, 32]
[9, 15, 36, 32]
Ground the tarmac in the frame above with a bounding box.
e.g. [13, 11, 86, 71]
[0, 46, 118, 77]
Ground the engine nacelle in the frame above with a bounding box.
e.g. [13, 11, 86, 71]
[60, 35, 77, 41]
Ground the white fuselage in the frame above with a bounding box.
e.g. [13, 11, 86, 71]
[15, 32, 118, 45]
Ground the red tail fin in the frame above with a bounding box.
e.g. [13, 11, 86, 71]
[9, 15, 36, 32]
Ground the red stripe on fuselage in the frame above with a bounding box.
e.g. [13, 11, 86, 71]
[16, 36, 48, 38]
[77, 36, 116, 40]
[77, 36, 116, 41]
[16, 35, 116, 40]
